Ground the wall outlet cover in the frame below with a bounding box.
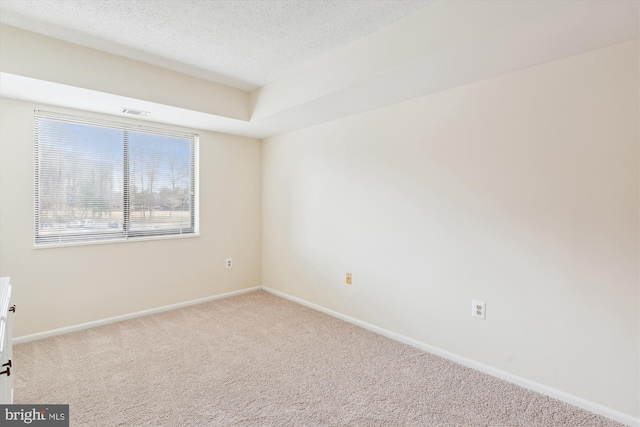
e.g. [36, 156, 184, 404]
[472, 300, 486, 320]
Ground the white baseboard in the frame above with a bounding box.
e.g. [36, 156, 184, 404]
[13, 286, 262, 344]
[262, 286, 639, 427]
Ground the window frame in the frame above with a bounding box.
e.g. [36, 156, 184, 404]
[33, 110, 199, 247]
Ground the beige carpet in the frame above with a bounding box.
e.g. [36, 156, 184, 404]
[14, 290, 622, 427]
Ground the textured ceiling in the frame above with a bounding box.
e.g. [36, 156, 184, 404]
[3, 1, 635, 138]
[0, 0, 433, 90]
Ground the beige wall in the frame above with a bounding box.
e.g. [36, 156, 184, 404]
[0, 98, 262, 337]
[262, 40, 639, 417]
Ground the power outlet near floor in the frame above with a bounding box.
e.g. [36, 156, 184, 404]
[225, 258, 233, 269]
[472, 300, 486, 320]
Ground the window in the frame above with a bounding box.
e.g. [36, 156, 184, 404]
[34, 110, 198, 246]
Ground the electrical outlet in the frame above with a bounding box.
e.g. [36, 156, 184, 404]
[472, 300, 485, 320]
[225, 258, 233, 269]
[346, 273, 352, 285]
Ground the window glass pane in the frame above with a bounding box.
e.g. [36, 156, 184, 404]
[37, 119, 124, 241]
[128, 131, 193, 234]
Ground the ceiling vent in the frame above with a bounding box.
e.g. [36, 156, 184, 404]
[121, 107, 149, 117]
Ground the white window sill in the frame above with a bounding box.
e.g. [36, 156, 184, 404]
[33, 232, 200, 249]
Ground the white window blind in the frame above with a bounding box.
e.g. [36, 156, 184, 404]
[34, 110, 198, 246]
